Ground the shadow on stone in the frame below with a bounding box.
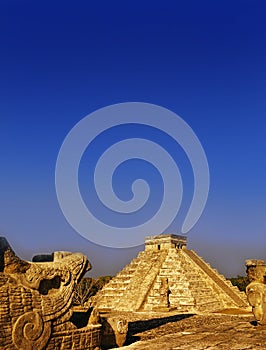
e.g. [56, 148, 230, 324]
[39, 275, 61, 295]
[125, 313, 195, 345]
[70, 309, 92, 328]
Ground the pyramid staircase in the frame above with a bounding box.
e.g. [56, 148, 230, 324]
[94, 250, 168, 312]
[94, 235, 248, 313]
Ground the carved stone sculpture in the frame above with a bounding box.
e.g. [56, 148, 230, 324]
[246, 259, 266, 325]
[159, 277, 171, 308]
[0, 237, 101, 350]
[100, 316, 128, 349]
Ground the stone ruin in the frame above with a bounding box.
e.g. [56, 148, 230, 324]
[0, 234, 253, 349]
[94, 234, 249, 313]
[0, 237, 102, 350]
[246, 259, 266, 325]
[0, 236, 130, 350]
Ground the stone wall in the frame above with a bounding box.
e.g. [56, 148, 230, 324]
[145, 234, 187, 251]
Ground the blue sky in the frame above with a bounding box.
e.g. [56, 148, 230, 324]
[1, 0, 265, 277]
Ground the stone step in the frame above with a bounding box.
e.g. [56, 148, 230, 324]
[182, 249, 248, 307]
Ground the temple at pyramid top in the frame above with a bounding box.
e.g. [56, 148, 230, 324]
[145, 234, 187, 251]
[94, 234, 250, 313]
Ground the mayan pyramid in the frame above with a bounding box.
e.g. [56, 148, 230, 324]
[95, 234, 249, 313]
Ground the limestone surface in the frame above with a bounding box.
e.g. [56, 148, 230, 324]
[117, 312, 265, 350]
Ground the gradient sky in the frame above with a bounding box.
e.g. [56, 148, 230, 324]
[1, 0, 266, 277]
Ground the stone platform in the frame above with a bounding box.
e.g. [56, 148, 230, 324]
[114, 311, 265, 350]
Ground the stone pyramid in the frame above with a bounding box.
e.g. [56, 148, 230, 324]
[95, 234, 249, 313]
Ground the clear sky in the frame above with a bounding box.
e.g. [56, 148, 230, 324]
[1, 0, 265, 277]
